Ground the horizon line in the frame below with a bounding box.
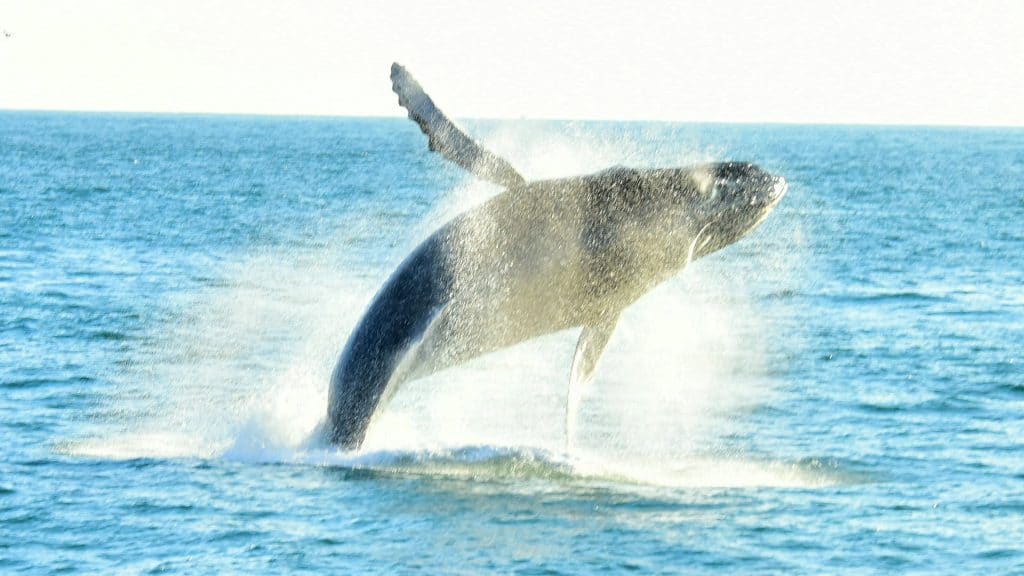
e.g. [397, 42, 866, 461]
[2, 106, 1022, 131]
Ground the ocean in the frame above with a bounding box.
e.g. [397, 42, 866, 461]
[1, 112, 1022, 573]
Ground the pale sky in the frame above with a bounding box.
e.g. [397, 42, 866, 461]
[1, 0, 1022, 126]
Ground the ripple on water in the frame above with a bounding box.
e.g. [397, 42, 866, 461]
[1, 375, 97, 390]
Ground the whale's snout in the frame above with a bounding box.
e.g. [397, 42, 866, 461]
[686, 162, 787, 260]
[769, 175, 787, 203]
[773, 175, 787, 197]
[707, 162, 785, 210]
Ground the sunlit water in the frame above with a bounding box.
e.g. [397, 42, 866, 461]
[2, 112, 1022, 573]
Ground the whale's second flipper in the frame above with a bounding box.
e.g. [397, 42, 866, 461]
[566, 314, 619, 448]
[391, 62, 526, 189]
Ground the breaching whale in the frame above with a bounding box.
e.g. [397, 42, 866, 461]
[326, 63, 787, 449]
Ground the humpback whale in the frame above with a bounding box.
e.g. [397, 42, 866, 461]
[326, 63, 787, 449]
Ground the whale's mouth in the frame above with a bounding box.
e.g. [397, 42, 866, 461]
[685, 220, 717, 268]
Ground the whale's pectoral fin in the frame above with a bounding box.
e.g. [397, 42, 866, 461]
[390, 62, 526, 189]
[566, 313, 619, 447]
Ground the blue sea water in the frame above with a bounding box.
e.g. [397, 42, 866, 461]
[1, 111, 1022, 574]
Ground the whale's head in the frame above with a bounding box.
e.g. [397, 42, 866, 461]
[680, 161, 787, 261]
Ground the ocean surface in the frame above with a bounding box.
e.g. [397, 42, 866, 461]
[1, 112, 1022, 573]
